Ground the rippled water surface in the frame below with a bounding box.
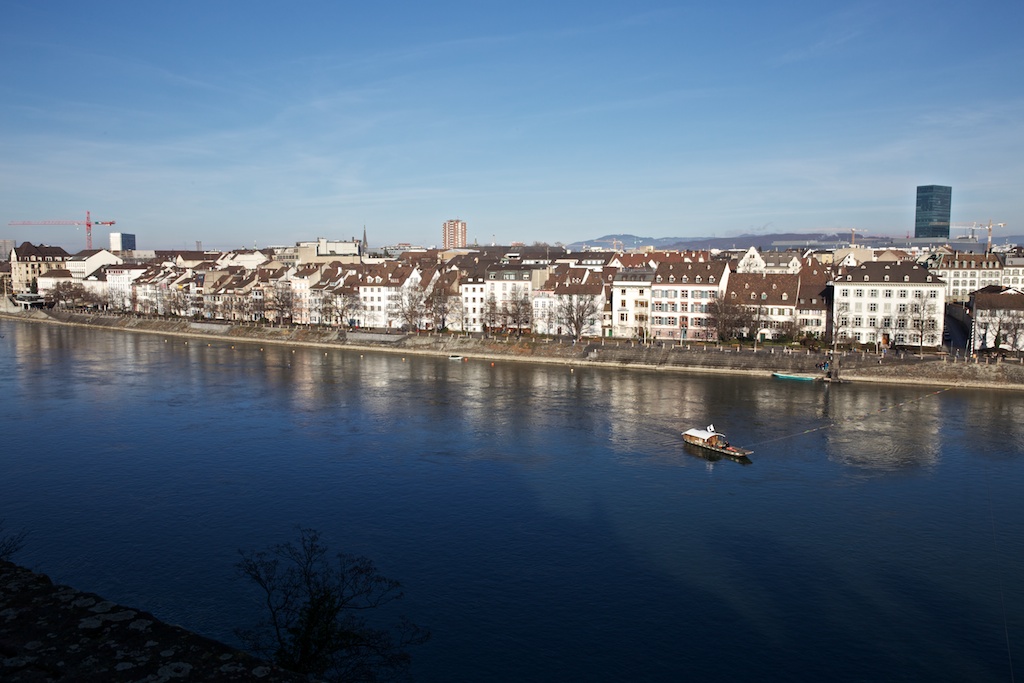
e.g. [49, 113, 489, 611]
[2, 319, 1022, 681]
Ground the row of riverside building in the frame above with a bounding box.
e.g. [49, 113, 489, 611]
[4, 239, 1024, 353]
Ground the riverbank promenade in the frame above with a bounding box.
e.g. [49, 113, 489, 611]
[3, 309, 1023, 391]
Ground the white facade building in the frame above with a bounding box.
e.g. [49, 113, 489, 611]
[650, 261, 730, 341]
[832, 262, 946, 349]
[611, 269, 655, 339]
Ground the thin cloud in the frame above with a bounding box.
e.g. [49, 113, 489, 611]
[775, 29, 863, 66]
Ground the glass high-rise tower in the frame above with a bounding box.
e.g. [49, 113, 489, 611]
[915, 185, 952, 238]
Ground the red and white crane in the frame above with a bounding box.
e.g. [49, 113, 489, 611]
[8, 211, 116, 250]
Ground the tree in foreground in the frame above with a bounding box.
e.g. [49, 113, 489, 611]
[0, 518, 27, 561]
[555, 292, 600, 342]
[235, 528, 429, 682]
[705, 296, 747, 342]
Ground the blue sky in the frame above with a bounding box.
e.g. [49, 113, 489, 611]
[2, 1, 1022, 251]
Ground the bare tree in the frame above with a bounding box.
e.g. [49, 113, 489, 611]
[47, 281, 87, 309]
[271, 284, 294, 326]
[319, 292, 338, 327]
[830, 301, 853, 349]
[1003, 309, 1024, 357]
[0, 518, 27, 561]
[252, 290, 266, 322]
[235, 528, 428, 682]
[555, 292, 600, 342]
[872, 319, 887, 354]
[235, 291, 254, 322]
[706, 296, 748, 342]
[506, 286, 532, 337]
[165, 289, 185, 318]
[223, 293, 240, 321]
[102, 289, 119, 313]
[397, 289, 426, 331]
[483, 293, 499, 334]
[336, 292, 363, 328]
[539, 301, 556, 336]
[906, 299, 939, 357]
[426, 288, 461, 331]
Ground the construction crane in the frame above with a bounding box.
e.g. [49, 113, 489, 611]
[594, 238, 624, 251]
[8, 210, 115, 250]
[952, 220, 1006, 254]
[951, 222, 982, 241]
[984, 220, 1005, 255]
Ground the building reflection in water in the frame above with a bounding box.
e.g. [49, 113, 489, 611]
[6, 320, 1004, 478]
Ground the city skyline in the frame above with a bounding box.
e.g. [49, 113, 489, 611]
[2, 2, 1022, 250]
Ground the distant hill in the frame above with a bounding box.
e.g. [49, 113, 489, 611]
[568, 233, 850, 251]
[568, 233, 1024, 252]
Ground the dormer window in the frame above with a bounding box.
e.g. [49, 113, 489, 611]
[782, 293, 788, 300]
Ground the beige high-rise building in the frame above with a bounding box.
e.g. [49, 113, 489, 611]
[443, 219, 467, 249]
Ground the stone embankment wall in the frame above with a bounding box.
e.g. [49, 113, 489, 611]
[0, 561, 303, 682]
[3, 309, 1024, 390]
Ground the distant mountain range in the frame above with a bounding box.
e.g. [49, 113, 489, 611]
[567, 233, 1024, 252]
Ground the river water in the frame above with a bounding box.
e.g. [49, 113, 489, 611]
[1, 318, 1022, 681]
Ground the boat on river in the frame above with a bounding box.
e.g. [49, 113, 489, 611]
[772, 371, 818, 381]
[681, 424, 753, 458]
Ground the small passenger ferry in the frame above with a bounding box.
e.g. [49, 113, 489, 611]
[681, 424, 753, 457]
